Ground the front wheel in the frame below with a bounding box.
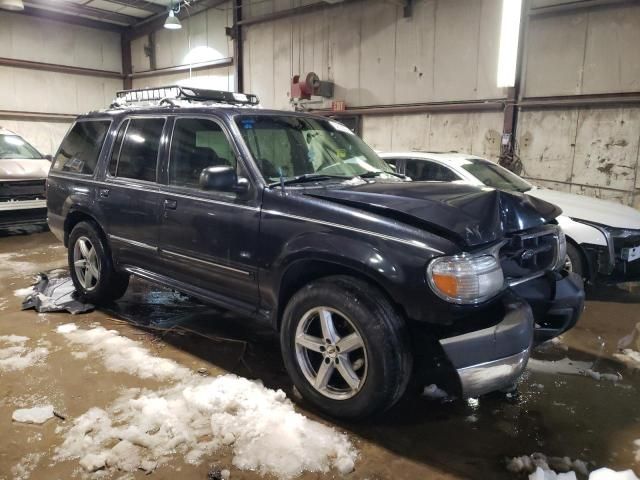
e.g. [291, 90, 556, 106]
[280, 275, 412, 419]
[564, 242, 586, 279]
[68, 221, 129, 304]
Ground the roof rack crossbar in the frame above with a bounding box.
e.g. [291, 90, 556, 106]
[113, 85, 260, 107]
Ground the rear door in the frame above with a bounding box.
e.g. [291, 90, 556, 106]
[99, 116, 168, 269]
[156, 115, 261, 311]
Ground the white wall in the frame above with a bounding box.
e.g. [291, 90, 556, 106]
[130, 3, 234, 90]
[0, 11, 123, 155]
[242, 0, 507, 109]
[519, 2, 640, 208]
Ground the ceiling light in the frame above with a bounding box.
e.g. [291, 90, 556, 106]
[0, 0, 24, 11]
[497, 0, 523, 88]
[164, 9, 182, 30]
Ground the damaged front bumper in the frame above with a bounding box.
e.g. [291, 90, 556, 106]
[439, 271, 584, 398]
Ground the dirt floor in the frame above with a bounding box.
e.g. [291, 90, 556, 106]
[1, 228, 639, 480]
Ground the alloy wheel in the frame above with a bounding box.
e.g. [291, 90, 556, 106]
[294, 307, 368, 400]
[73, 236, 100, 291]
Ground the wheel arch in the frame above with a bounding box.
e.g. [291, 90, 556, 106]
[64, 209, 107, 248]
[274, 257, 408, 331]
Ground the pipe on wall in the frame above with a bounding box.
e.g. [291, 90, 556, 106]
[311, 100, 506, 117]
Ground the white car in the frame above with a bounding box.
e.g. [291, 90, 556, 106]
[380, 151, 640, 283]
[0, 128, 51, 228]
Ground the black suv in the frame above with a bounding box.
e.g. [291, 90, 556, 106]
[47, 86, 584, 418]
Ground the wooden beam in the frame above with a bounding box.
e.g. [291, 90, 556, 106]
[16, 6, 125, 32]
[0, 57, 123, 79]
[24, 0, 139, 25]
[0, 110, 77, 121]
[129, 57, 233, 80]
[101, 0, 165, 15]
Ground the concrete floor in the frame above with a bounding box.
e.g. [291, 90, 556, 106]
[1, 228, 639, 480]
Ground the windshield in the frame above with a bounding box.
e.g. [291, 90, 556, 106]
[0, 135, 43, 160]
[459, 158, 532, 193]
[234, 115, 396, 184]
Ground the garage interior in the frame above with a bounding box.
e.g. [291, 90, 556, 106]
[1, 0, 640, 479]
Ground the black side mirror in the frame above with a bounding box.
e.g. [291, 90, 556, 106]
[43, 154, 53, 162]
[199, 166, 249, 194]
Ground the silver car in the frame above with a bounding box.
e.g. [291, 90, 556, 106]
[0, 128, 51, 227]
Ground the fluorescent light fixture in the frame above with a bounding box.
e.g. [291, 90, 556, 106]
[0, 0, 24, 11]
[164, 9, 182, 30]
[497, 0, 523, 88]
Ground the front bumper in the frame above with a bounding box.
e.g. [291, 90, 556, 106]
[0, 199, 47, 227]
[439, 271, 584, 398]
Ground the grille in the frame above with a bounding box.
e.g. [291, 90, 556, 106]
[0, 180, 46, 201]
[500, 225, 560, 283]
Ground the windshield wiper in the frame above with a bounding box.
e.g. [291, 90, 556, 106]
[267, 174, 350, 187]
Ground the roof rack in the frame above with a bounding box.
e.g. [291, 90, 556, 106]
[112, 85, 260, 108]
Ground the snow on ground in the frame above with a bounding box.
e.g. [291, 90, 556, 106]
[14, 286, 35, 297]
[422, 384, 451, 401]
[55, 323, 190, 381]
[0, 297, 7, 311]
[12, 405, 55, 424]
[634, 440, 640, 463]
[528, 358, 621, 382]
[508, 453, 639, 480]
[54, 323, 358, 478]
[614, 350, 640, 369]
[11, 453, 43, 480]
[0, 334, 48, 372]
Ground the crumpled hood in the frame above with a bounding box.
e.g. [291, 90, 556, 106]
[0, 159, 51, 180]
[306, 182, 561, 247]
[528, 187, 640, 230]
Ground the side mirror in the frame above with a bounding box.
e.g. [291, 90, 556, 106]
[43, 154, 53, 162]
[199, 166, 249, 194]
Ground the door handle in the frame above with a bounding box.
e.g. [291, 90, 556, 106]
[98, 188, 110, 198]
[163, 199, 177, 210]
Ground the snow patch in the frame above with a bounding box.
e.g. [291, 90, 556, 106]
[14, 286, 35, 297]
[55, 324, 189, 381]
[54, 326, 358, 478]
[634, 439, 640, 463]
[11, 453, 43, 480]
[0, 335, 48, 372]
[422, 384, 450, 401]
[614, 349, 640, 369]
[508, 453, 638, 480]
[12, 405, 55, 424]
[528, 358, 593, 375]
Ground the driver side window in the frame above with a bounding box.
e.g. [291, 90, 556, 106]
[169, 118, 236, 189]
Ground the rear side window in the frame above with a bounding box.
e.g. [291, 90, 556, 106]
[405, 159, 459, 182]
[52, 120, 110, 175]
[111, 118, 165, 183]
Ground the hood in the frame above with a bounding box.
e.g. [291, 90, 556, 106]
[0, 159, 51, 181]
[528, 188, 640, 230]
[306, 182, 561, 247]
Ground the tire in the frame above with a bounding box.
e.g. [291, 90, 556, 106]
[68, 221, 129, 304]
[280, 275, 412, 419]
[565, 242, 585, 279]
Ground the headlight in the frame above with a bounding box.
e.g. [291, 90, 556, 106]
[427, 254, 504, 305]
[555, 227, 567, 270]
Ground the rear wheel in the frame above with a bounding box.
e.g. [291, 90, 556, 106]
[68, 221, 129, 304]
[280, 275, 412, 419]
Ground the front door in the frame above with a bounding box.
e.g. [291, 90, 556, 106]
[99, 116, 167, 268]
[157, 116, 261, 311]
